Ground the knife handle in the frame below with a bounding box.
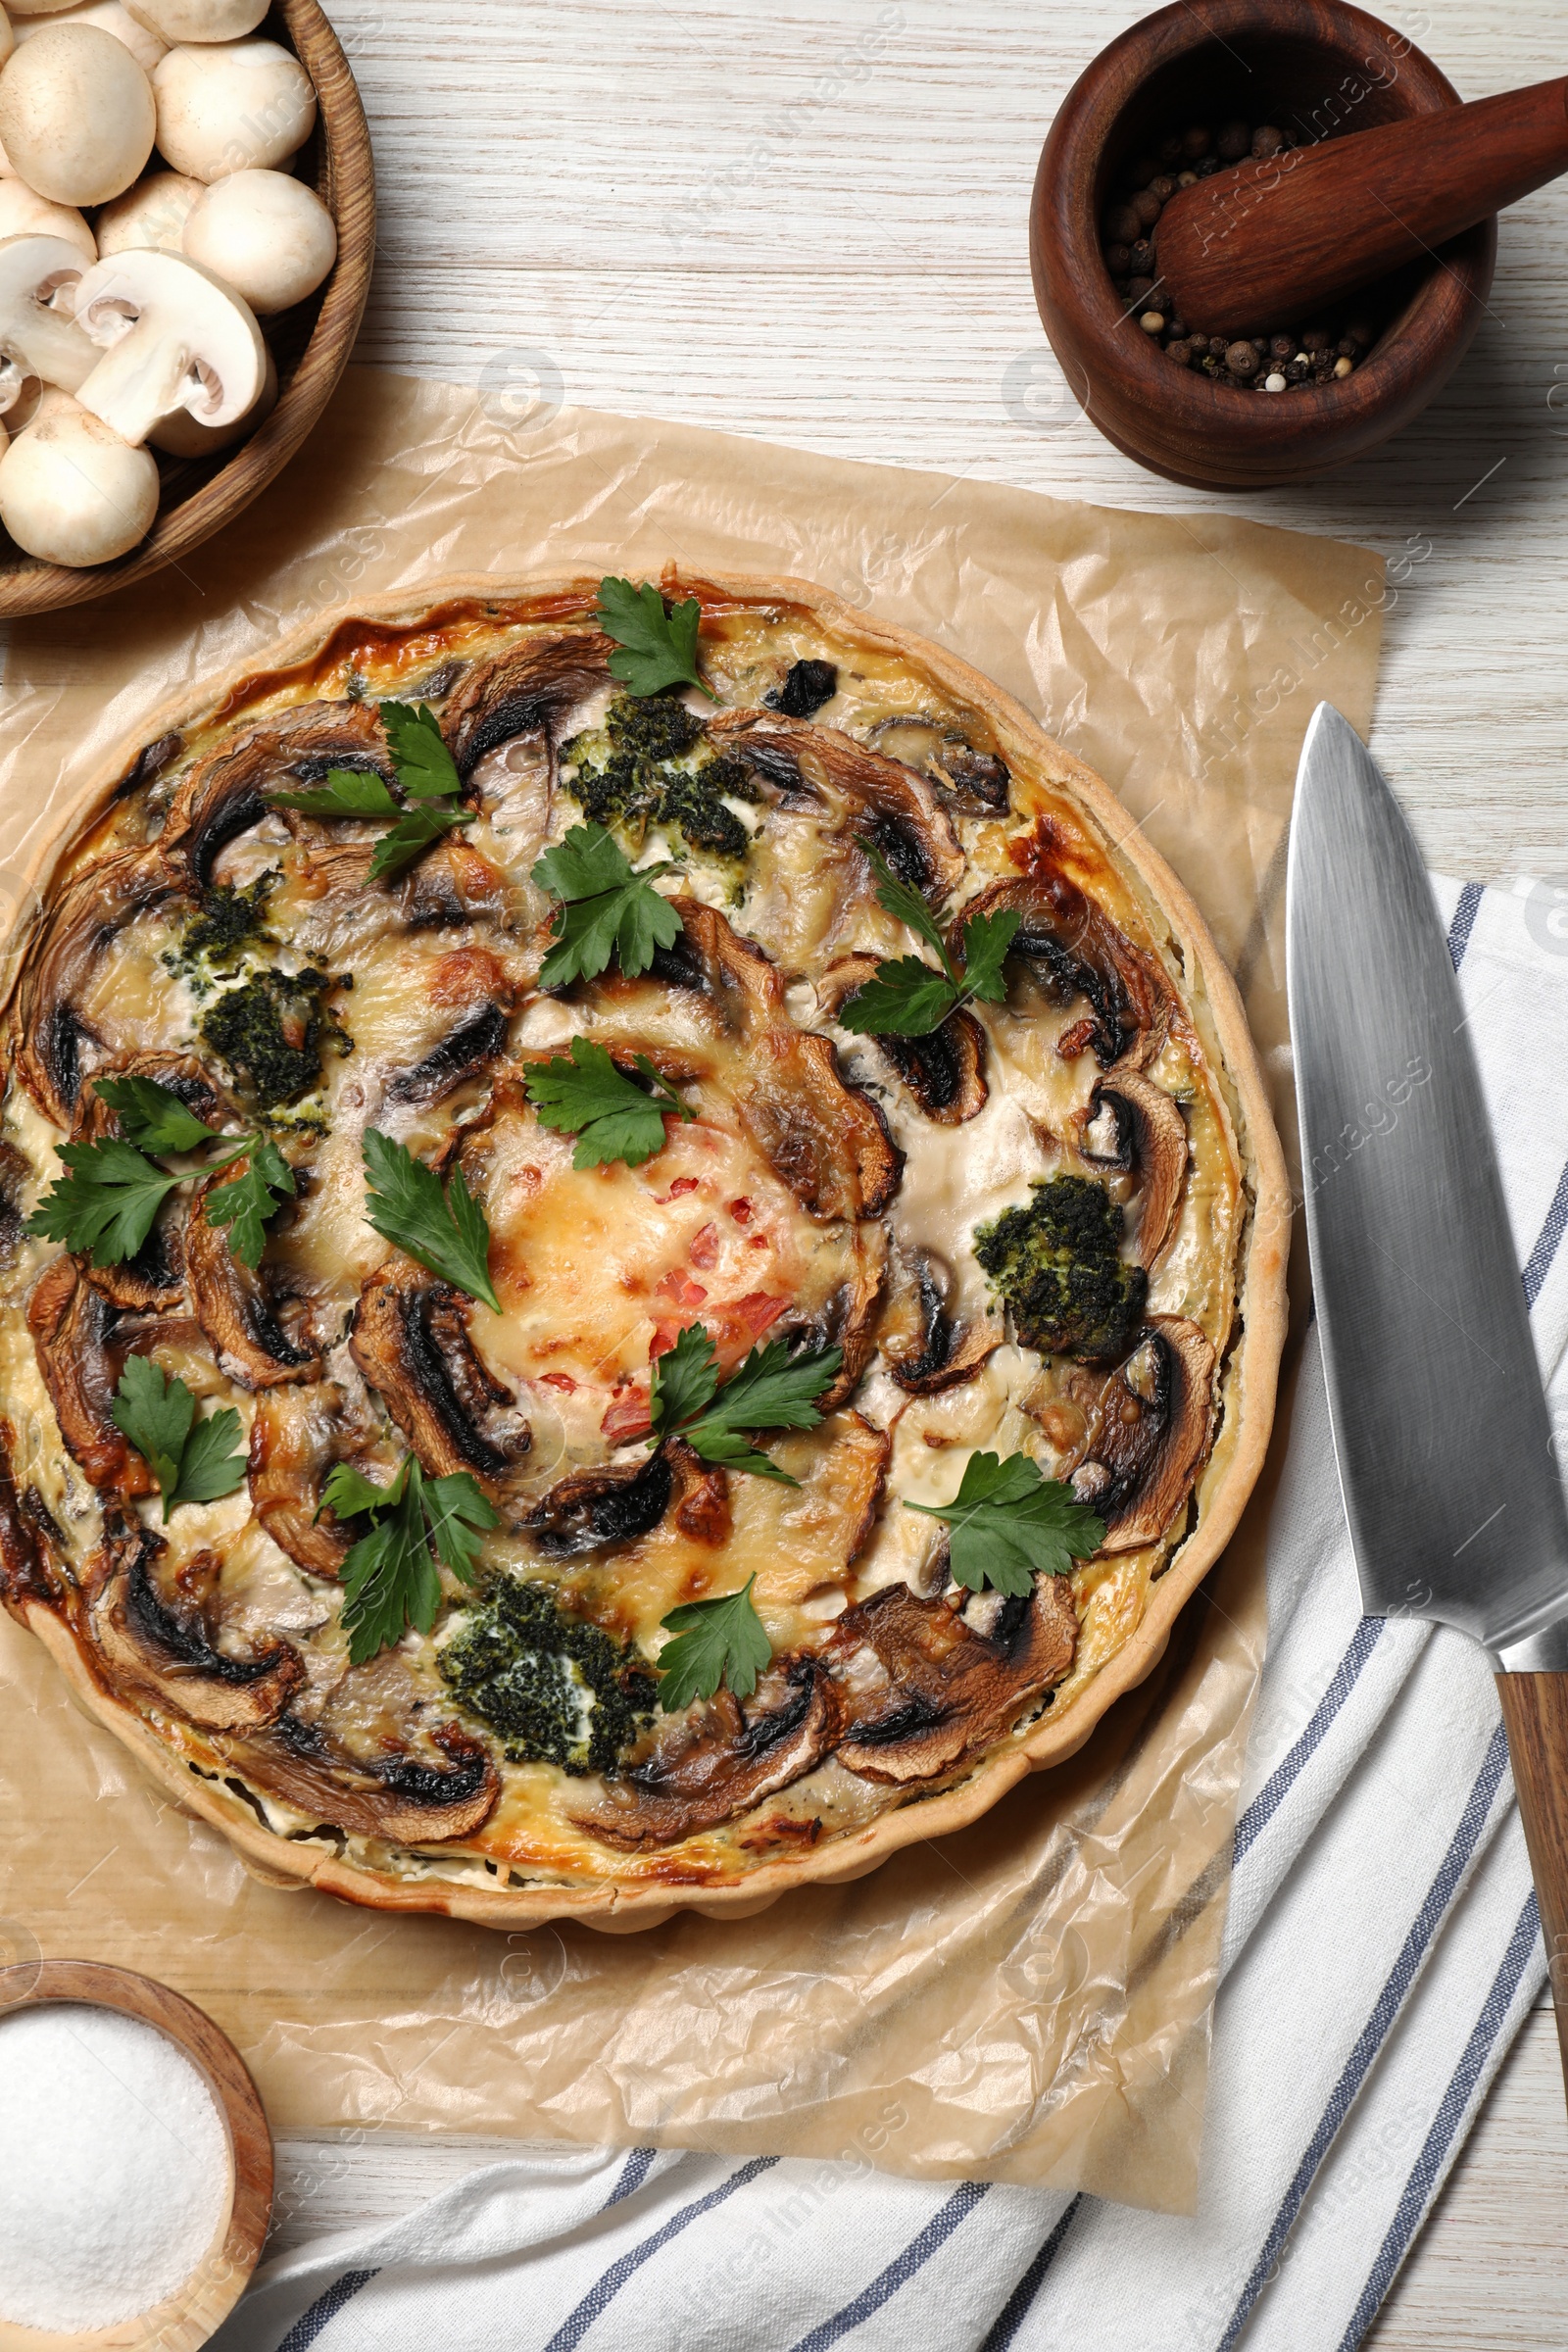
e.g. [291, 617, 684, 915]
[1495, 1671, 1568, 2097]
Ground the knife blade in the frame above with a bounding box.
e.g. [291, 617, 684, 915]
[1288, 702, 1568, 2095]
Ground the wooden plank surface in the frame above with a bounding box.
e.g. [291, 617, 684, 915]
[277, 1, 1566, 2336]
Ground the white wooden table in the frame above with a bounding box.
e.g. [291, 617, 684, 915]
[270, 3, 1568, 2338]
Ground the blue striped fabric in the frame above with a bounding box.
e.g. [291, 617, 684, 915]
[787, 2182, 991, 2352]
[1446, 880, 1484, 971]
[1232, 1619, 1385, 1867]
[603, 2147, 658, 2209]
[1522, 1158, 1568, 1307]
[543, 2157, 778, 2352]
[273, 2270, 375, 2352]
[977, 2196, 1083, 2352]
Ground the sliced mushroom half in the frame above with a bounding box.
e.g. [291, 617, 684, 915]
[818, 953, 988, 1125]
[186, 1163, 321, 1390]
[877, 1245, 1002, 1396]
[1057, 1316, 1216, 1553]
[159, 698, 392, 894]
[235, 1709, 501, 1844]
[865, 714, 1011, 811]
[830, 1577, 1078, 1782]
[1079, 1069, 1188, 1270]
[11, 846, 179, 1126]
[709, 710, 964, 903]
[84, 1510, 304, 1733]
[247, 1381, 390, 1579]
[525, 1445, 678, 1559]
[440, 628, 614, 780]
[27, 1255, 155, 1495]
[961, 866, 1169, 1070]
[350, 1261, 532, 1494]
[383, 1001, 510, 1109]
[570, 1654, 840, 1849]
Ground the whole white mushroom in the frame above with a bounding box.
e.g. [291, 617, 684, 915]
[153, 37, 315, 181]
[13, 2, 165, 74]
[0, 176, 95, 257]
[126, 0, 267, 36]
[0, 24, 156, 205]
[181, 169, 332, 314]
[0, 384, 158, 564]
[149, 333, 271, 452]
[96, 167, 197, 255]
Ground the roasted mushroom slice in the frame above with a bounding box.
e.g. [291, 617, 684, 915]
[11, 846, 180, 1126]
[877, 1246, 1002, 1396]
[1079, 1069, 1188, 1271]
[525, 1446, 677, 1559]
[84, 1512, 304, 1733]
[71, 1053, 228, 1312]
[0, 1425, 52, 1606]
[159, 699, 393, 893]
[865, 714, 1011, 812]
[708, 710, 964, 902]
[571, 1655, 840, 1849]
[961, 864, 1169, 1070]
[350, 1262, 532, 1493]
[383, 1002, 510, 1108]
[441, 630, 614, 779]
[234, 1709, 501, 1843]
[27, 1255, 155, 1494]
[818, 953, 988, 1125]
[186, 1164, 321, 1391]
[1054, 1317, 1216, 1553]
[248, 1382, 390, 1579]
[831, 1577, 1078, 1783]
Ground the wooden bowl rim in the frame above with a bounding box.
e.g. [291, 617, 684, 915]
[0, 1958, 271, 2352]
[1032, 0, 1495, 454]
[0, 0, 375, 620]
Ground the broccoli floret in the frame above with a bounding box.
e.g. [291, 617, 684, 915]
[200, 966, 342, 1108]
[973, 1175, 1146, 1361]
[562, 695, 760, 864]
[176, 871, 278, 968]
[439, 1577, 656, 1775]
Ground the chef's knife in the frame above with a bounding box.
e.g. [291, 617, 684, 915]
[1288, 703, 1568, 2095]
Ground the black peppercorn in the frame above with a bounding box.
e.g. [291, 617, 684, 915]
[1127, 239, 1155, 274]
[1301, 326, 1333, 354]
[1283, 356, 1310, 384]
[1104, 204, 1142, 246]
[1337, 337, 1356, 358]
[1104, 242, 1132, 274]
[1251, 124, 1285, 158]
[1216, 119, 1251, 162]
[1195, 156, 1221, 176]
[1208, 335, 1229, 358]
[1125, 276, 1155, 303]
[1269, 333, 1295, 361]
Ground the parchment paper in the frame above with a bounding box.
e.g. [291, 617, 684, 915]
[0, 372, 1383, 2211]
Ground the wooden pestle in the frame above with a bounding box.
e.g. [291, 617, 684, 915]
[1154, 76, 1568, 334]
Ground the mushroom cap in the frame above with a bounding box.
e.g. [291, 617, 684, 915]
[7, 0, 92, 14]
[95, 166, 199, 256]
[147, 331, 271, 452]
[126, 0, 269, 36]
[0, 176, 95, 260]
[13, 1, 167, 75]
[182, 167, 334, 314]
[152, 36, 316, 181]
[73, 245, 265, 444]
[0, 383, 158, 563]
[0, 24, 156, 205]
[0, 231, 95, 391]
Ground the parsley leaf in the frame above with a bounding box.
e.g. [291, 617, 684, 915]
[532, 822, 682, 987]
[522, 1039, 692, 1170]
[377, 701, 465, 801]
[268, 767, 400, 820]
[361, 1129, 501, 1312]
[595, 575, 718, 702]
[905, 1450, 1104, 1596]
[26, 1139, 184, 1266]
[109, 1357, 246, 1523]
[837, 844, 1022, 1039]
[92, 1074, 215, 1154]
[647, 1325, 841, 1485]
[203, 1137, 297, 1270]
[656, 1575, 772, 1710]
[328, 1453, 498, 1665]
[368, 798, 476, 883]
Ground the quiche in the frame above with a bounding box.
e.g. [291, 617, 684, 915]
[0, 573, 1287, 1928]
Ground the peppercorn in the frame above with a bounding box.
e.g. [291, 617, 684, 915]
[1347, 320, 1375, 350]
[1283, 356, 1310, 383]
[1132, 187, 1163, 228]
[1105, 204, 1142, 245]
[1263, 371, 1287, 392]
[1127, 238, 1155, 273]
[1334, 354, 1354, 377]
[1216, 119, 1251, 161]
[1225, 339, 1259, 378]
[1125, 276, 1155, 303]
[1208, 335, 1229, 358]
[1251, 124, 1286, 157]
[1150, 174, 1176, 201]
[1139, 310, 1165, 334]
[1196, 155, 1221, 176]
[1180, 124, 1210, 159]
[1176, 168, 1199, 187]
[1166, 317, 1187, 339]
[1164, 338, 1194, 366]
[1269, 332, 1295, 361]
[1301, 326, 1333, 354]
[1104, 241, 1132, 273]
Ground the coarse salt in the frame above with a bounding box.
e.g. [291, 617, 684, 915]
[0, 2001, 230, 2330]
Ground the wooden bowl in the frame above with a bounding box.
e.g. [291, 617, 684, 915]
[0, 0, 375, 616]
[1030, 0, 1495, 489]
[0, 1958, 272, 2351]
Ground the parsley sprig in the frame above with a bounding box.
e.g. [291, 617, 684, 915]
[838, 845, 1021, 1039]
[531, 822, 681, 988]
[269, 701, 475, 883]
[649, 1322, 841, 1486]
[595, 575, 717, 702]
[361, 1130, 500, 1312]
[656, 1576, 771, 1711]
[26, 1076, 294, 1271]
[110, 1358, 246, 1524]
[905, 1450, 1104, 1596]
[320, 1455, 498, 1665]
[522, 1039, 693, 1170]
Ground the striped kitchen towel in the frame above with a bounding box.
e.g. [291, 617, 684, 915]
[216, 874, 1564, 2352]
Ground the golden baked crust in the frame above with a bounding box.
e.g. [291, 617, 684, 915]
[0, 572, 1289, 1929]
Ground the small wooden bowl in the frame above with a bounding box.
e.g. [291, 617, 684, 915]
[0, 1959, 272, 2352]
[0, 0, 375, 616]
[1030, 0, 1495, 490]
